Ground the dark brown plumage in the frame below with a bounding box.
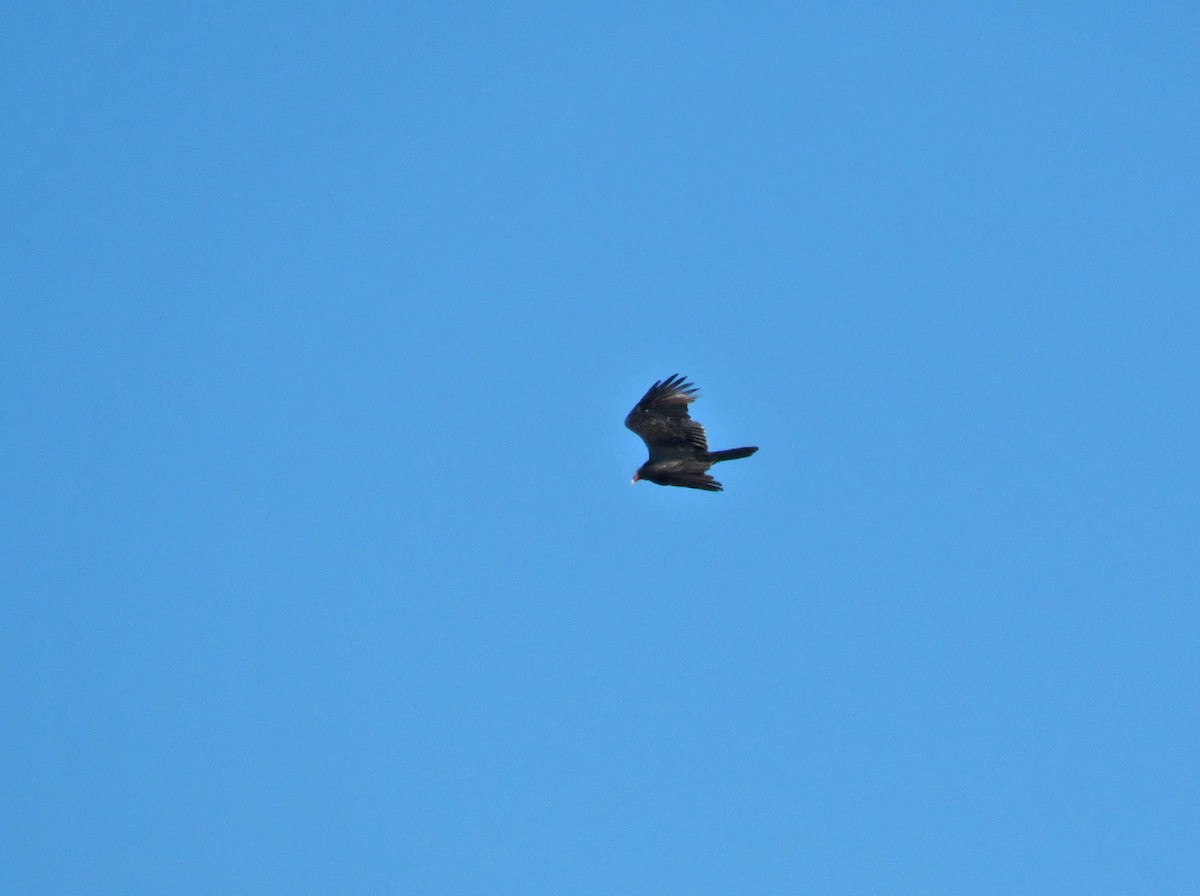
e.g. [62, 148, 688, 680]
[625, 374, 758, 492]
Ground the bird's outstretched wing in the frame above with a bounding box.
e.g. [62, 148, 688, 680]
[624, 374, 710, 460]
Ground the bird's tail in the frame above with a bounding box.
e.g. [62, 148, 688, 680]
[707, 446, 758, 463]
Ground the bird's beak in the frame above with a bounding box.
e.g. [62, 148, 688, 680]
[631, 472, 639, 484]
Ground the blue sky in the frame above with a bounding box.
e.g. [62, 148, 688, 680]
[3, 3, 1198, 893]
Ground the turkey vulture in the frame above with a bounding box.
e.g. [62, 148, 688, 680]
[625, 374, 758, 492]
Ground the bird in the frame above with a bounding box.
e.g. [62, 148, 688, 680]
[625, 374, 758, 492]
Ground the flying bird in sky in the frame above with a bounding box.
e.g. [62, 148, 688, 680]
[625, 374, 758, 492]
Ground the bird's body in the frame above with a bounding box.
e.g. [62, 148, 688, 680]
[625, 374, 758, 492]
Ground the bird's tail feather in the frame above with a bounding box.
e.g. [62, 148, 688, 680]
[707, 446, 758, 463]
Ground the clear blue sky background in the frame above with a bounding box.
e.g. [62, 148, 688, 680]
[3, 3, 1198, 893]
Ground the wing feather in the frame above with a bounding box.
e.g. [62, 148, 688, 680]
[669, 473, 722, 491]
[624, 374, 710, 460]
